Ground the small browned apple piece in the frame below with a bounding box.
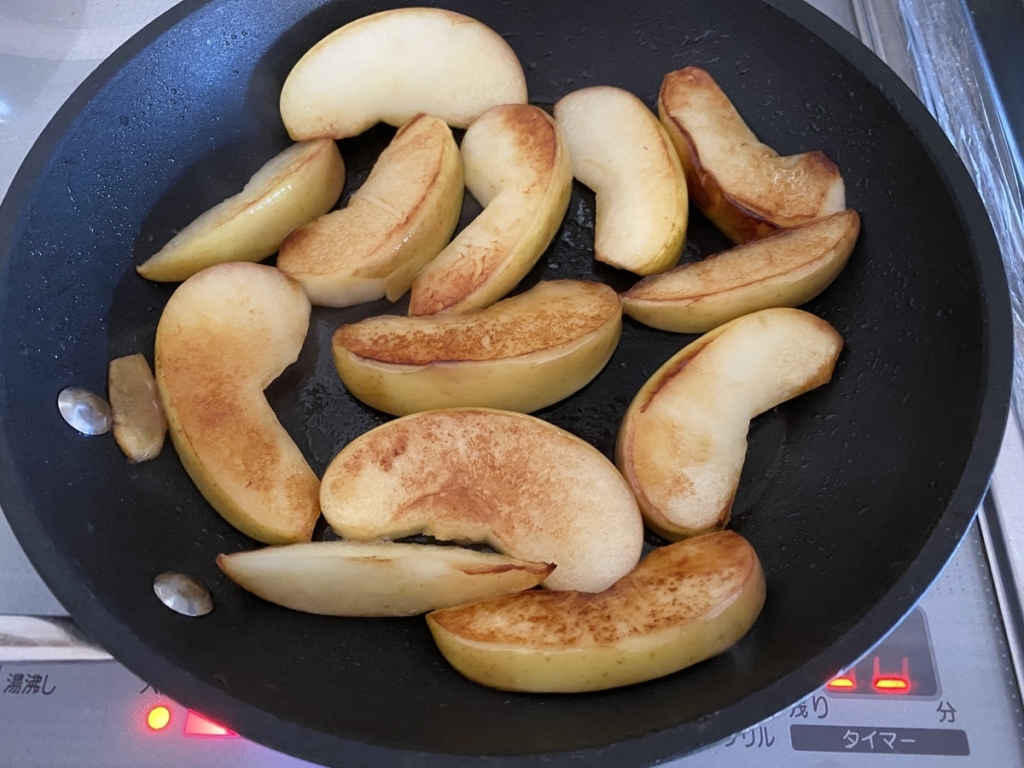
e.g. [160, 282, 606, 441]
[426, 531, 766, 692]
[622, 210, 860, 333]
[108, 354, 167, 463]
[617, 308, 843, 539]
[658, 67, 845, 244]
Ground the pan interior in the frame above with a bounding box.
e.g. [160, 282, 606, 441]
[0, 0, 1000, 760]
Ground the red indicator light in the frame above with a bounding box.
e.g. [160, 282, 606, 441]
[871, 656, 911, 694]
[146, 705, 171, 731]
[184, 710, 238, 738]
[826, 668, 857, 691]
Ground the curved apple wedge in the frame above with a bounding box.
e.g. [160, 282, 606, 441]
[137, 139, 344, 282]
[217, 541, 553, 617]
[156, 263, 320, 544]
[617, 309, 843, 539]
[426, 531, 766, 693]
[278, 115, 463, 307]
[555, 86, 688, 275]
[321, 408, 643, 593]
[280, 8, 527, 140]
[409, 105, 572, 315]
[622, 210, 860, 333]
[659, 67, 845, 244]
[333, 280, 621, 416]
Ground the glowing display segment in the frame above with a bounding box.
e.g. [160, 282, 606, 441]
[822, 609, 937, 697]
[184, 710, 238, 738]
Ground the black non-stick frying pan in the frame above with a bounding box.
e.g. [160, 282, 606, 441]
[0, 0, 1012, 764]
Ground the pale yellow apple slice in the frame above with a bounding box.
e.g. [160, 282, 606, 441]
[280, 8, 527, 141]
[617, 308, 843, 539]
[155, 262, 320, 544]
[108, 354, 167, 464]
[622, 210, 860, 333]
[426, 530, 765, 692]
[554, 86, 688, 275]
[333, 280, 621, 416]
[277, 115, 463, 307]
[137, 139, 344, 282]
[408, 105, 572, 315]
[321, 408, 643, 593]
[659, 67, 845, 244]
[217, 541, 553, 617]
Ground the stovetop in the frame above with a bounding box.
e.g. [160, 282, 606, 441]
[2, 0, 1024, 766]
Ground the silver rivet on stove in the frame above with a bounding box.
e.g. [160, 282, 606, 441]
[57, 387, 111, 436]
[153, 572, 214, 617]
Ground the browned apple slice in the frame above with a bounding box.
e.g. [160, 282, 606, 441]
[320, 408, 643, 593]
[277, 114, 463, 307]
[554, 86, 688, 275]
[617, 308, 843, 539]
[155, 262, 320, 544]
[622, 210, 860, 333]
[137, 139, 344, 282]
[332, 280, 621, 415]
[408, 105, 572, 315]
[280, 8, 527, 140]
[426, 531, 766, 692]
[659, 67, 845, 243]
[217, 541, 553, 617]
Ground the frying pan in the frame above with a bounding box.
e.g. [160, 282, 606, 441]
[0, 0, 1012, 764]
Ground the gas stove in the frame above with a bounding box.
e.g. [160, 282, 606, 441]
[2, 0, 1023, 765]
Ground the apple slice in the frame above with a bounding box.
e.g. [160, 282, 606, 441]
[333, 280, 621, 416]
[659, 67, 845, 244]
[217, 541, 553, 617]
[554, 86, 688, 275]
[155, 262, 320, 544]
[622, 210, 860, 333]
[408, 105, 572, 316]
[277, 115, 463, 307]
[280, 8, 527, 141]
[426, 530, 765, 692]
[617, 308, 843, 539]
[137, 139, 344, 282]
[320, 408, 643, 593]
[108, 354, 167, 464]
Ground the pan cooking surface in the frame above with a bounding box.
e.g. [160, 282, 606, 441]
[0, 0, 1011, 765]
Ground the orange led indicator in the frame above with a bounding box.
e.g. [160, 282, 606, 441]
[146, 705, 172, 731]
[872, 656, 911, 694]
[184, 710, 238, 738]
[826, 668, 857, 691]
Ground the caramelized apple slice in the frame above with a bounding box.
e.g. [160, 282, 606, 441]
[659, 67, 844, 243]
[617, 308, 843, 539]
[321, 408, 643, 593]
[408, 105, 572, 315]
[622, 210, 860, 333]
[278, 114, 463, 307]
[155, 263, 319, 544]
[555, 86, 688, 275]
[427, 531, 765, 692]
[280, 8, 527, 140]
[333, 280, 621, 415]
[218, 541, 553, 617]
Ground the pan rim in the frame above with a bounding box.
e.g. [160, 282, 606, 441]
[0, 0, 1012, 764]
